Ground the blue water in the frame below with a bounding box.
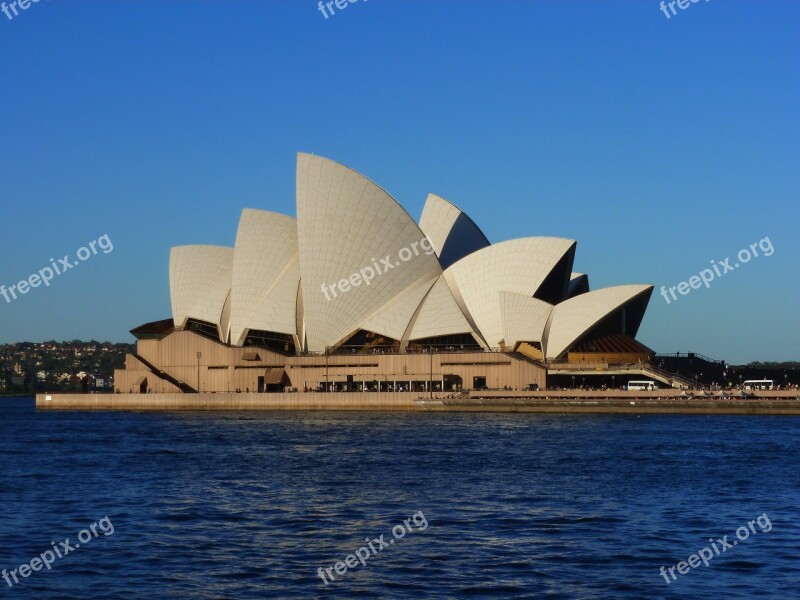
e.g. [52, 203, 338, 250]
[1, 397, 799, 598]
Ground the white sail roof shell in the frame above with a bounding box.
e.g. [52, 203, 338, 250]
[296, 153, 443, 352]
[163, 155, 654, 356]
[443, 237, 576, 348]
[360, 275, 439, 341]
[419, 193, 489, 269]
[499, 292, 553, 349]
[408, 276, 476, 341]
[229, 209, 300, 346]
[544, 285, 653, 360]
[169, 245, 234, 340]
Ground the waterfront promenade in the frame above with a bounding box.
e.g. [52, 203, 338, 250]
[36, 390, 800, 414]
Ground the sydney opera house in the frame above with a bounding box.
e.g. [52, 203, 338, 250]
[115, 154, 655, 394]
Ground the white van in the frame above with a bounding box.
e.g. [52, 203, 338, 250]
[743, 380, 773, 391]
[626, 380, 658, 391]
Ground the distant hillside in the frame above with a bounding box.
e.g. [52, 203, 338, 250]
[0, 340, 134, 393]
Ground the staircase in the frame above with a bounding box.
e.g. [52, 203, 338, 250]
[133, 353, 196, 393]
[637, 363, 695, 389]
[544, 359, 696, 389]
[505, 349, 547, 368]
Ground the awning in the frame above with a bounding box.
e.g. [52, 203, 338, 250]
[130, 318, 175, 339]
[242, 351, 261, 361]
[134, 375, 148, 386]
[265, 368, 285, 385]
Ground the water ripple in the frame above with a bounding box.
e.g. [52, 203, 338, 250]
[0, 399, 798, 598]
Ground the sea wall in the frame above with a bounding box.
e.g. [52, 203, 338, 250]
[36, 391, 422, 411]
[36, 390, 800, 414]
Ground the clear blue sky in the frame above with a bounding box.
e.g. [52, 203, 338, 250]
[0, 0, 797, 364]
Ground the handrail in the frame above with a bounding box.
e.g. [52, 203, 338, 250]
[639, 363, 695, 387]
[546, 360, 695, 388]
[300, 346, 510, 357]
[655, 352, 725, 365]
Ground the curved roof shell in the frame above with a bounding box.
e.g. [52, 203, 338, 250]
[499, 292, 553, 350]
[408, 276, 477, 341]
[296, 153, 443, 352]
[360, 275, 439, 342]
[230, 209, 300, 346]
[419, 194, 490, 269]
[544, 284, 653, 360]
[162, 154, 654, 356]
[443, 237, 576, 348]
[170, 245, 234, 340]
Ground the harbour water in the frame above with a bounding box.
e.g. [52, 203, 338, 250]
[1, 397, 798, 598]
